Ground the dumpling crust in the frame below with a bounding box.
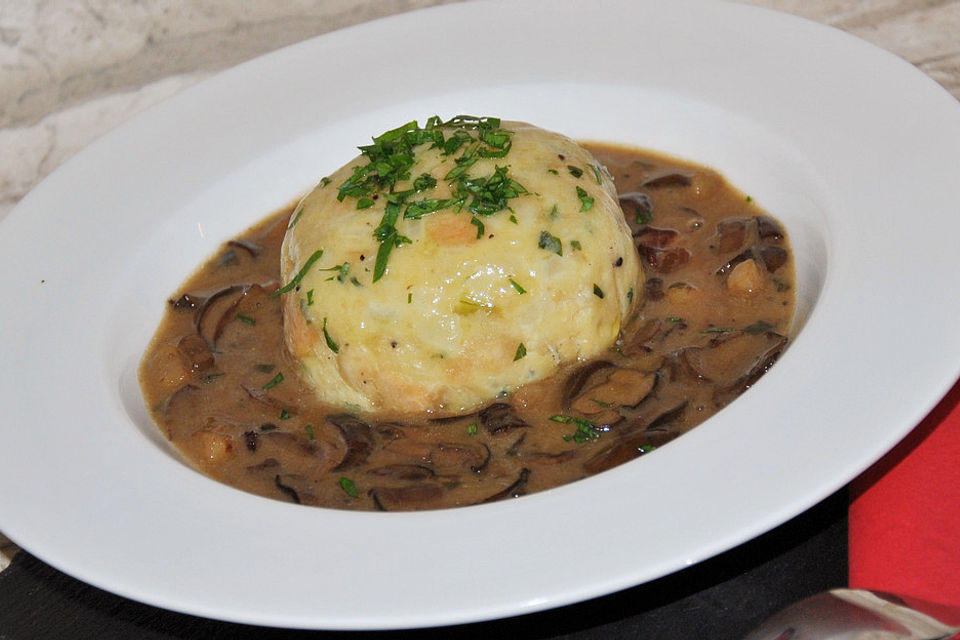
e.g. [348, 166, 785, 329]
[280, 118, 642, 415]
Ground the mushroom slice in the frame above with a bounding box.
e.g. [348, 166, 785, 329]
[479, 403, 529, 435]
[327, 414, 375, 470]
[562, 361, 615, 409]
[583, 434, 656, 475]
[481, 468, 532, 503]
[366, 464, 436, 482]
[683, 330, 787, 387]
[711, 217, 750, 254]
[369, 484, 444, 511]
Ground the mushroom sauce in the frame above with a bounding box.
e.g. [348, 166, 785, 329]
[140, 144, 795, 511]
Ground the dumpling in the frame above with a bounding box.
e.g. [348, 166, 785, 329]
[279, 116, 642, 415]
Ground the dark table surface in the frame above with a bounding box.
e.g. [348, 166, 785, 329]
[0, 488, 847, 640]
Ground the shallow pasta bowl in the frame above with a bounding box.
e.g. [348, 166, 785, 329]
[1, 0, 959, 630]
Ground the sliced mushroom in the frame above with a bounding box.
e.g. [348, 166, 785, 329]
[369, 483, 444, 511]
[638, 245, 691, 273]
[481, 468, 532, 503]
[711, 218, 750, 254]
[583, 433, 655, 475]
[756, 215, 784, 243]
[675, 330, 788, 389]
[643, 173, 692, 189]
[327, 414, 375, 470]
[366, 464, 436, 482]
[478, 403, 529, 435]
[562, 361, 615, 409]
[176, 334, 214, 372]
[634, 226, 679, 248]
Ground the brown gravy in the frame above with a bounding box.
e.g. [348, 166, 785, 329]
[139, 144, 795, 511]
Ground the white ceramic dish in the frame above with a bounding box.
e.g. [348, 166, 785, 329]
[1, 0, 959, 630]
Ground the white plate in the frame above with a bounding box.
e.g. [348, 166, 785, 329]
[1, 0, 959, 630]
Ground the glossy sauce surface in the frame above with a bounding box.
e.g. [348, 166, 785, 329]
[139, 144, 795, 511]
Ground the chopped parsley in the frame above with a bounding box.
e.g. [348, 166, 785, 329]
[236, 314, 256, 325]
[304, 424, 315, 439]
[322, 317, 339, 353]
[567, 165, 584, 178]
[272, 249, 324, 297]
[509, 278, 526, 294]
[593, 284, 605, 299]
[576, 186, 594, 212]
[467, 423, 479, 436]
[588, 163, 603, 185]
[561, 417, 604, 443]
[335, 116, 527, 281]
[338, 476, 359, 498]
[470, 216, 485, 238]
[538, 230, 563, 256]
[514, 342, 527, 361]
[262, 372, 284, 391]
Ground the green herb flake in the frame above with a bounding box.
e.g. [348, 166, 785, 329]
[262, 372, 284, 391]
[509, 278, 526, 294]
[467, 423, 479, 436]
[538, 230, 563, 256]
[570, 240, 582, 251]
[562, 418, 604, 443]
[639, 444, 657, 453]
[550, 414, 573, 423]
[287, 204, 305, 229]
[509, 214, 518, 224]
[304, 424, 315, 439]
[322, 317, 340, 353]
[666, 316, 684, 323]
[746, 195, 754, 203]
[576, 186, 594, 212]
[236, 314, 256, 325]
[280, 409, 291, 420]
[470, 216, 485, 238]
[306, 289, 315, 306]
[335, 116, 528, 280]
[592, 399, 614, 408]
[272, 249, 324, 297]
[320, 176, 332, 187]
[407, 292, 413, 304]
[339, 476, 359, 498]
[567, 165, 584, 178]
[513, 342, 527, 361]
[547, 168, 559, 175]
[593, 284, 605, 299]
[588, 163, 603, 184]
[702, 326, 733, 334]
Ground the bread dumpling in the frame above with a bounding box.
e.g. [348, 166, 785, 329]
[279, 117, 643, 415]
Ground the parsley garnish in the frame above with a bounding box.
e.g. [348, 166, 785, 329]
[538, 230, 563, 256]
[339, 477, 359, 498]
[236, 314, 256, 325]
[322, 317, 339, 353]
[576, 186, 594, 212]
[514, 342, 527, 361]
[509, 278, 526, 294]
[304, 424, 315, 439]
[593, 284, 605, 299]
[335, 116, 527, 281]
[272, 249, 324, 297]
[262, 372, 284, 390]
[567, 165, 583, 178]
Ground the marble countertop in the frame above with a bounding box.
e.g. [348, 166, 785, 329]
[1, 0, 958, 570]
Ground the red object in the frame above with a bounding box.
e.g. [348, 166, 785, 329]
[849, 376, 960, 609]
